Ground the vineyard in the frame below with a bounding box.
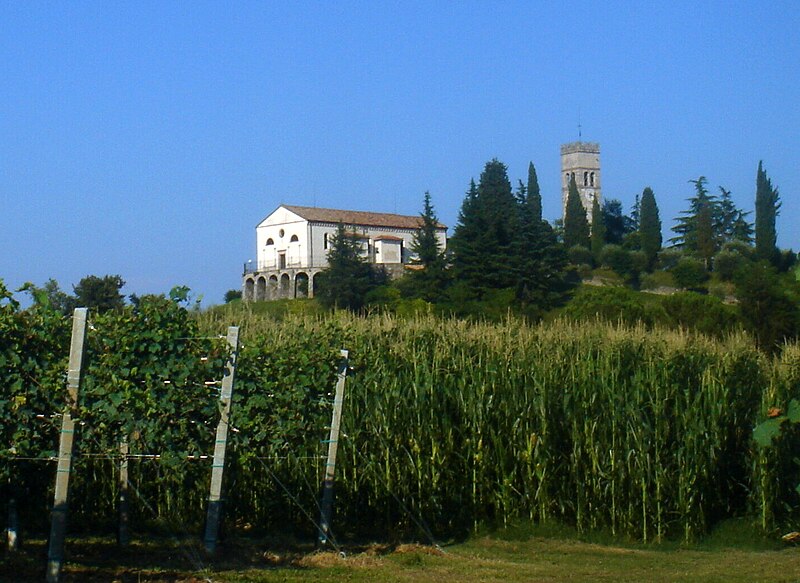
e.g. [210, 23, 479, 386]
[3, 281, 800, 563]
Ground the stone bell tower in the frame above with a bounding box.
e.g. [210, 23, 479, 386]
[561, 142, 601, 224]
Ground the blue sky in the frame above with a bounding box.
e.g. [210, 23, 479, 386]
[2, 2, 798, 305]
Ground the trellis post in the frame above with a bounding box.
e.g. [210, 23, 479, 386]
[46, 308, 88, 583]
[118, 437, 130, 545]
[318, 349, 349, 547]
[203, 326, 240, 554]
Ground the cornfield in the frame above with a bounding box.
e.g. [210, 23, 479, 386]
[4, 299, 800, 543]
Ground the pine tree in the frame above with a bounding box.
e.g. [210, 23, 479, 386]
[670, 177, 717, 251]
[755, 160, 781, 263]
[563, 174, 590, 249]
[717, 187, 753, 244]
[450, 159, 518, 293]
[316, 223, 380, 311]
[602, 199, 636, 245]
[514, 169, 569, 312]
[638, 187, 662, 269]
[590, 196, 605, 261]
[407, 191, 448, 301]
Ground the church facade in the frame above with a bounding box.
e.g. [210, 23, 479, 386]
[242, 205, 447, 301]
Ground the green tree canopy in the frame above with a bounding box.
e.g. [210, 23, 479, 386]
[406, 191, 448, 302]
[590, 196, 605, 261]
[73, 274, 126, 313]
[316, 223, 385, 311]
[563, 174, 590, 250]
[755, 161, 781, 264]
[449, 159, 518, 294]
[638, 187, 662, 269]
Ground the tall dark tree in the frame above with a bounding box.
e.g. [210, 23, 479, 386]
[73, 274, 126, 313]
[602, 199, 636, 245]
[590, 196, 605, 261]
[736, 262, 798, 352]
[316, 223, 382, 311]
[526, 162, 542, 223]
[755, 161, 781, 263]
[514, 171, 569, 312]
[450, 159, 518, 293]
[407, 191, 448, 301]
[717, 187, 753, 245]
[638, 187, 662, 269]
[670, 177, 717, 253]
[563, 174, 590, 249]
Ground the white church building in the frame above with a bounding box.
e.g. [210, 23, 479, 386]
[243, 204, 447, 301]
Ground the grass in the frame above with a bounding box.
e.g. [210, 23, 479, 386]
[4, 523, 800, 582]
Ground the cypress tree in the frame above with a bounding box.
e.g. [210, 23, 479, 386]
[590, 196, 605, 261]
[564, 174, 590, 249]
[638, 187, 662, 269]
[755, 161, 781, 263]
[527, 162, 542, 223]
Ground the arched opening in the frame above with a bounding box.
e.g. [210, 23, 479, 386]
[266, 238, 274, 246]
[280, 273, 291, 298]
[255, 277, 267, 302]
[268, 275, 278, 300]
[310, 272, 320, 299]
[590, 172, 595, 186]
[244, 278, 255, 302]
[295, 272, 309, 298]
[584, 171, 588, 186]
[290, 234, 299, 243]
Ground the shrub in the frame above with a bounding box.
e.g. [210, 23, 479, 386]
[568, 245, 594, 267]
[656, 248, 684, 271]
[661, 292, 740, 337]
[671, 257, 709, 290]
[641, 270, 677, 290]
[559, 285, 666, 327]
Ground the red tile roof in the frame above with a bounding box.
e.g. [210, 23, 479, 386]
[282, 205, 446, 230]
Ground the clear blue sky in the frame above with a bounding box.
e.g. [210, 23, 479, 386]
[2, 2, 798, 305]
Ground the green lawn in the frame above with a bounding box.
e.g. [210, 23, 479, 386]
[4, 528, 800, 582]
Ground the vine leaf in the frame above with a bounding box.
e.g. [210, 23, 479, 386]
[753, 417, 787, 447]
[788, 399, 800, 424]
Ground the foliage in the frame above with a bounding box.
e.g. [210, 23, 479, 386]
[590, 196, 605, 261]
[568, 245, 594, 267]
[755, 160, 780, 264]
[640, 270, 677, 290]
[316, 223, 386, 311]
[660, 292, 740, 337]
[224, 289, 243, 303]
[405, 192, 449, 302]
[449, 161, 519, 293]
[602, 199, 636, 245]
[639, 187, 662, 269]
[514, 165, 570, 313]
[73, 274, 126, 313]
[563, 175, 590, 249]
[596, 245, 647, 286]
[558, 285, 666, 327]
[735, 262, 799, 352]
[671, 257, 709, 290]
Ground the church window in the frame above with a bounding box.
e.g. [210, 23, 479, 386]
[266, 238, 274, 246]
[324, 233, 328, 249]
[584, 171, 588, 186]
[590, 172, 595, 186]
[290, 234, 299, 242]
